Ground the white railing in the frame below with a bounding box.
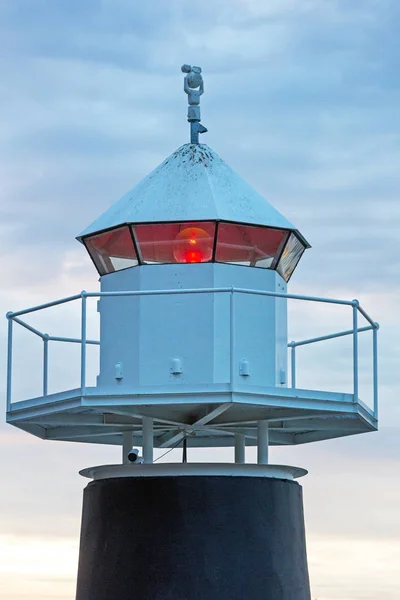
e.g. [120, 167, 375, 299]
[6, 288, 379, 418]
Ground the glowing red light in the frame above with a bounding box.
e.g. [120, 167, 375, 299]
[173, 227, 213, 263]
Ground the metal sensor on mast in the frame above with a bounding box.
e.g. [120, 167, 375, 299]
[182, 64, 208, 144]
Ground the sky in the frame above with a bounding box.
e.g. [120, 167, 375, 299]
[0, 0, 399, 598]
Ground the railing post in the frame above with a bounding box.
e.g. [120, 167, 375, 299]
[234, 433, 245, 464]
[80, 292, 87, 395]
[142, 417, 154, 464]
[373, 324, 379, 419]
[6, 314, 13, 412]
[352, 301, 359, 403]
[43, 334, 49, 396]
[257, 421, 269, 465]
[230, 288, 235, 391]
[290, 343, 296, 388]
[122, 431, 134, 465]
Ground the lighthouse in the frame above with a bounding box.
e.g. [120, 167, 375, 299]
[6, 65, 379, 600]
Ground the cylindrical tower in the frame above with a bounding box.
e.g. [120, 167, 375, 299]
[76, 466, 310, 600]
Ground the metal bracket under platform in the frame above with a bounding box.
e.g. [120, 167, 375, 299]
[7, 383, 377, 449]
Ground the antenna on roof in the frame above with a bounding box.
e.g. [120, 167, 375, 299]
[181, 64, 208, 144]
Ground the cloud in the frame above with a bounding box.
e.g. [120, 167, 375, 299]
[308, 534, 400, 599]
[0, 534, 78, 599]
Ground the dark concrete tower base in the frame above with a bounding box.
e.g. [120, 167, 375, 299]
[75, 471, 311, 600]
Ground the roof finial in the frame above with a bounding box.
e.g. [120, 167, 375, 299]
[181, 64, 208, 144]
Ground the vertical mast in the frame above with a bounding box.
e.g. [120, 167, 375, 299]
[182, 64, 208, 143]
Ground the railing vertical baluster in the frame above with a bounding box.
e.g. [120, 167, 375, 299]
[43, 335, 49, 396]
[6, 315, 13, 412]
[290, 343, 296, 389]
[352, 302, 359, 403]
[81, 292, 87, 395]
[230, 289, 235, 391]
[373, 325, 379, 419]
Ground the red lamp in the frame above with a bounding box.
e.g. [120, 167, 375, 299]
[173, 226, 213, 263]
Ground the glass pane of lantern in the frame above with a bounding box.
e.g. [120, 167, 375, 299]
[134, 222, 215, 264]
[277, 233, 305, 281]
[84, 226, 138, 275]
[215, 222, 288, 268]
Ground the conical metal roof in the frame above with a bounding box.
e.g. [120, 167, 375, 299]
[78, 144, 307, 244]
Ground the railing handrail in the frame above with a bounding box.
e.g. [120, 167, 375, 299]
[289, 324, 375, 348]
[6, 286, 377, 329]
[5, 286, 379, 419]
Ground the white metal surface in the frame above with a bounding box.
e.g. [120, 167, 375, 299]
[257, 421, 269, 465]
[234, 434, 245, 464]
[77, 144, 303, 239]
[79, 463, 308, 481]
[6, 384, 377, 448]
[98, 265, 287, 390]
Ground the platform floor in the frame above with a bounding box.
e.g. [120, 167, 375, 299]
[7, 384, 377, 447]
